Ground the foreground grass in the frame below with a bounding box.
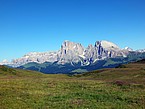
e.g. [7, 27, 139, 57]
[0, 63, 145, 109]
[0, 75, 145, 109]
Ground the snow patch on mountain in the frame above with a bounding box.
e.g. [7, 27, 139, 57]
[124, 47, 133, 51]
[0, 59, 10, 65]
[136, 49, 145, 53]
[100, 40, 120, 50]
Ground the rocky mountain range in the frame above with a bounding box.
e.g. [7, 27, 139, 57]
[1, 40, 130, 66]
[1, 40, 145, 74]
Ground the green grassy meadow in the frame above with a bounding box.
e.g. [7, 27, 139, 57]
[0, 61, 145, 109]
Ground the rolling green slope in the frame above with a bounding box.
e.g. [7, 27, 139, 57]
[75, 59, 145, 84]
[0, 65, 43, 77]
[0, 60, 145, 109]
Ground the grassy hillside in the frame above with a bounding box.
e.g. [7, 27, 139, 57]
[75, 60, 145, 84]
[0, 65, 43, 77]
[0, 61, 145, 109]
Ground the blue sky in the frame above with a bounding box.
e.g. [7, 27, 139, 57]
[0, 0, 145, 61]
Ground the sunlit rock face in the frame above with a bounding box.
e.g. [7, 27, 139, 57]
[58, 40, 85, 64]
[1, 40, 138, 67]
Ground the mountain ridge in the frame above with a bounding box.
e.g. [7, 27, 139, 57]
[1, 40, 145, 74]
[1, 40, 133, 67]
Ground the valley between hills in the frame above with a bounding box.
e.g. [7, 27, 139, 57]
[0, 59, 145, 109]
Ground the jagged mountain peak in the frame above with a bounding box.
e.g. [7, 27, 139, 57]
[0, 59, 10, 65]
[98, 40, 120, 50]
[87, 44, 94, 48]
[1, 40, 143, 67]
[61, 40, 84, 51]
[62, 40, 81, 46]
[124, 47, 133, 51]
[59, 40, 85, 64]
[136, 49, 145, 53]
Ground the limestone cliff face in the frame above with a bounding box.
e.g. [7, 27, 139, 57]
[11, 52, 59, 67]
[58, 40, 84, 64]
[83, 41, 126, 64]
